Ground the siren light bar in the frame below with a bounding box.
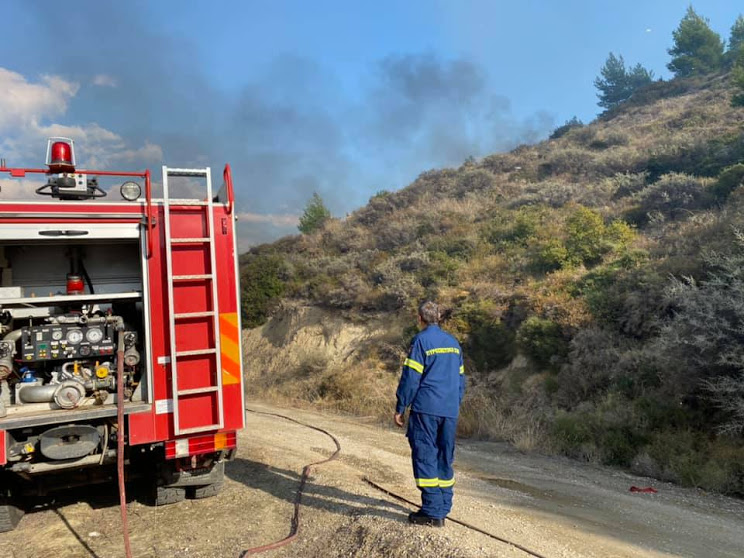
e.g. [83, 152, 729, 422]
[45, 137, 76, 174]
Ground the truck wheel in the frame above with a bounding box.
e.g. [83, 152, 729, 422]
[0, 502, 24, 533]
[153, 485, 186, 506]
[189, 481, 224, 499]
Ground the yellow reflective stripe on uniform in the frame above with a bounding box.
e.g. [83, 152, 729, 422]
[404, 358, 424, 373]
[425, 347, 460, 356]
[415, 477, 439, 487]
[439, 478, 455, 488]
[459, 365, 465, 375]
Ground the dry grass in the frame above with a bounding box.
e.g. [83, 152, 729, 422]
[250, 354, 399, 424]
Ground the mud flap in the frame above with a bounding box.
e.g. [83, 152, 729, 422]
[163, 460, 225, 488]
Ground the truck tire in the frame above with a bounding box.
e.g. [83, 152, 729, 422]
[153, 485, 186, 506]
[189, 481, 224, 499]
[0, 502, 23, 533]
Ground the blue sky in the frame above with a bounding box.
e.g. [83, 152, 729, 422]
[0, 1, 741, 248]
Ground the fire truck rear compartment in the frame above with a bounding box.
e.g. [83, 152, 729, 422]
[0, 236, 151, 468]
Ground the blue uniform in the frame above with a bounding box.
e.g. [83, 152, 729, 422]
[395, 324, 465, 519]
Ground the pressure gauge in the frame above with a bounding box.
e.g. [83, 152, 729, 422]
[52, 330, 63, 341]
[86, 328, 103, 343]
[66, 329, 83, 345]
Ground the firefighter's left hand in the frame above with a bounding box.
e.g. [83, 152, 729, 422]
[394, 413, 404, 427]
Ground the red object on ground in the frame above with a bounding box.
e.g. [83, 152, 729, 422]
[630, 486, 658, 493]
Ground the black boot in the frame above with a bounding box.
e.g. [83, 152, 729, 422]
[408, 510, 444, 527]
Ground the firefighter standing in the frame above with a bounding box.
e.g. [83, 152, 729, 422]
[394, 301, 466, 527]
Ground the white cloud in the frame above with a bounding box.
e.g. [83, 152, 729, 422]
[0, 178, 45, 200]
[112, 141, 163, 164]
[0, 68, 78, 133]
[0, 66, 162, 173]
[92, 74, 118, 88]
[235, 212, 300, 251]
[236, 211, 298, 227]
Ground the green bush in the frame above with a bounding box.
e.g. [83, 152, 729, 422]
[240, 254, 288, 328]
[652, 433, 744, 493]
[552, 412, 594, 452]
[599, 426, 644, 466]
[576, 268, 667, 337]
[528, 237, 568, 273]
[549, 116, 584, 140]
[454, 302, 516, 372]
[420, 251, 460, 288]
[710, 163, 744, 201]
[516, 316, 568, 370]
[565, 206, 609, 266]
[485, 206, 550, 246]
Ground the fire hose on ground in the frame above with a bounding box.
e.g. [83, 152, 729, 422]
[241, 408, 549, 558]
[116, 326, 133, 558]
[239, 409, 342, 556]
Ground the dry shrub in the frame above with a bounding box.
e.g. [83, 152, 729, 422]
[538, 148, 596, 179]
[520, 272, 592, 328]
[609, 171, 649, 199]
[322, 223, 374, 254]
[458, 388, 511, 439]
[257, 357, 398, 423]
[510, 181, 579, 208]
[454, 168, 498, 198]
[373, 213, 420, 251]
[628, 172, 711, 225]
[593, 145, 646, 177]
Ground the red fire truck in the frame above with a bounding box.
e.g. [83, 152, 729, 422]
[0, 138, 244, 532]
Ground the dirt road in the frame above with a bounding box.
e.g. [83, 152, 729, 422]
[1, 402, 743, 557]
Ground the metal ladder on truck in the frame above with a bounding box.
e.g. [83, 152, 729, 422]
[162, 166, 224, 435]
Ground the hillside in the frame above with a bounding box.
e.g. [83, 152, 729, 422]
[241, 72, 744, 495]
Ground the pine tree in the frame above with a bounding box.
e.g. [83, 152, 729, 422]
[729, 15, 744, 54]
[627, 63, 655, 90]
[726, 15, 744, 67]
[594, 53, 653, 110]
[667, 7, 724, 77]
[298, 192, 331, 234]
[732, 46, 744, 107]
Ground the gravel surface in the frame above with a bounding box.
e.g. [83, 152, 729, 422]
[1, 401, 743, 557]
